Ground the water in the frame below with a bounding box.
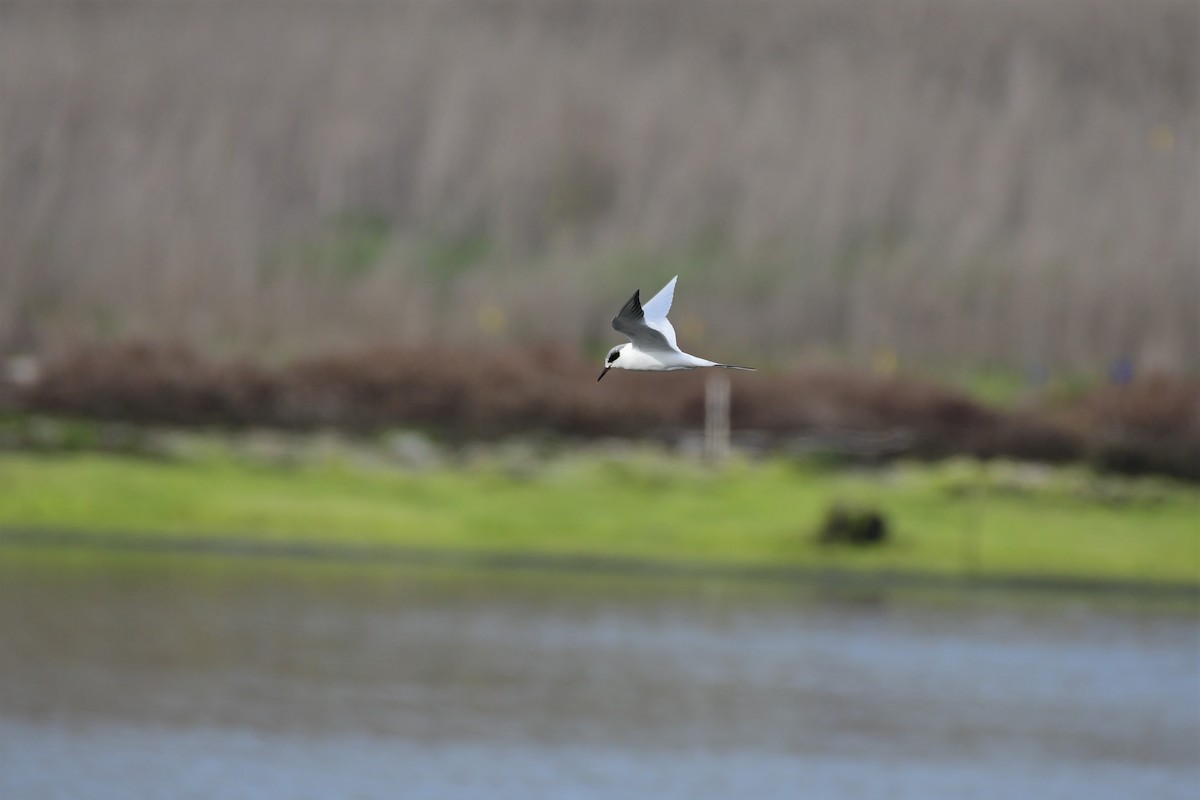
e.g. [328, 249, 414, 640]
[1, 552, 1196, 799]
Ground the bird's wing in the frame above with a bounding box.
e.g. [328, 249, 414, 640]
[612, 290, 676, 353]
[641, 276, 677, 323]
[635, 276, 680, 350]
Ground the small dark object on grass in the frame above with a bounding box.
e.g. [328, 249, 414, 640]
[817, 505, 890, 546]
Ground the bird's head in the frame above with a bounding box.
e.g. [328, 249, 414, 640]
[597, 345, 627, 381]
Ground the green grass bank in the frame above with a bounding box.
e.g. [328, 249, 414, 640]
[1, 444, 1196, 588]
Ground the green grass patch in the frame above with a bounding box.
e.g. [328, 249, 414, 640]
[0, 451, 1196, 586]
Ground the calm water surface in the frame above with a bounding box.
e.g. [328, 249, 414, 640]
[1, 552, 1196, 799]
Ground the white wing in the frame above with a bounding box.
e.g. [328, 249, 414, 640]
[639, 276, 679, 351]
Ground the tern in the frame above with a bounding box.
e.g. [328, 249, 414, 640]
[598, 276, 756, 381]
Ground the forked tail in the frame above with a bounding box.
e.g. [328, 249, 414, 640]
[713, 363, 756, 372]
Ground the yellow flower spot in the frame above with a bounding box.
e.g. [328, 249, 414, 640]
[1150, 125, 1174, 154]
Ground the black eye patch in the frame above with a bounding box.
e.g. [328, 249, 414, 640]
[607, 351, 620, 363]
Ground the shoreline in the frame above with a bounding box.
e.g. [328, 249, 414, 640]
[1, 445, 1196, 590]
[3, 527, 1196, 603]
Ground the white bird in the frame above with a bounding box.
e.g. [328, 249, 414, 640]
[598, 276, 756, 381]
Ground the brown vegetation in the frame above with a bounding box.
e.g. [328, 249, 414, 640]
[15, 341, 1200, 480]
[1065, 376, 1200, 480]
[1, 0, 1196, 371]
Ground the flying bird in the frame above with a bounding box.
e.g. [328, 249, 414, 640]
[598, 276, 755, 381]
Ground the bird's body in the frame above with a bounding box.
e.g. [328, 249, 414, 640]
[598, 276, 755, 381]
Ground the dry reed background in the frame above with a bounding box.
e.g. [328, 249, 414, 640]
[0, 0, 1197, 372]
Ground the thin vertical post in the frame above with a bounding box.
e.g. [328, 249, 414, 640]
[705, 372, 731, 464]
[962, 459, 984, 578]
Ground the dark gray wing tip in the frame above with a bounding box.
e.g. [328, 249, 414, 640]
[612, 289, 644, 330]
